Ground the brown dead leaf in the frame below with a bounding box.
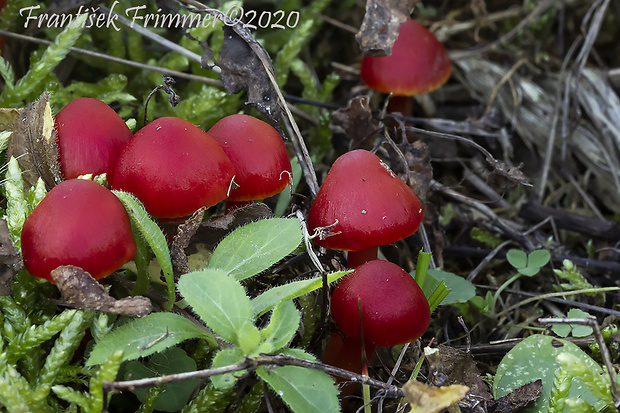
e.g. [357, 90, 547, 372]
[488, 380, 543, 413]
[171, 207, 206, 277]
[427, 345, 493, 405]
[50, 265, 152, 317]
[0, 108, 19, 132]
[330, 96, 379, 150]
[356, 0, 418, 56]
[0, 219, 21, 296]
[7, 92, 62, 190]
[403, 380, 469, 413]
[218, 25, 281, 123]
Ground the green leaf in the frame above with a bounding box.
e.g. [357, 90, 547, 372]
[2, 14, 87, 105]
[551, 309, 593, 338]
[567, 309, 593, 338]
[210, 348, 245, 390]
[125, 347, 200, 412]
[426, 269, 475, 304]
[256, 351, 340, 413]
[86, 313, 213, 366]
[259, 300, 300, 353]
[177, 269, 254, 345]
[493, 335, 606, 412]
[113, 191, 175, 310]
[251, 271, 350, 317]
[506, 249, 527, 269]
[208, 218, 302, 281]
[518, 267, 540, 277]
[3, 156, 27, 249]
[528, 249, 551, 268]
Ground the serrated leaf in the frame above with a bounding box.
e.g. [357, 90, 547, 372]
[493, 335, 605, 412]
[211, 348, 245, 390]
[259, 300, 300, 353]
[251, 271, 350, 317]
[256, 352, 340, 413]
[208, 218, 302, 281]
[506, 249, 527, 269]
[86, 313, 213, 366]
[527, 250, 551, 268]
[178, 269, 253, 345]
[113, 191, 175, 310]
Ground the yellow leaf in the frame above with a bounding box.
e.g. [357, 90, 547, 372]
[402, 380, 469, 413]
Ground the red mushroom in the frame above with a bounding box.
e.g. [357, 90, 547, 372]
[308, 149, 423, 268]
[112, 117, 235, 219]
[21, 179, 137, 282]
[360, 18, 452, 116]
[330, 260, 430, 346]
[54, 98, 133, 181]
[207, 114, 292, 211]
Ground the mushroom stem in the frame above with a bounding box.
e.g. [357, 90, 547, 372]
[388, 95, 414, 118]
[225, 200, 253, 213]
[346, 247, 378, 268]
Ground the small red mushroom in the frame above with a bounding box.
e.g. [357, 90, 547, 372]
[21, 179, 137, 282]
[207, 114, 292, 211]
[112, 117, 235, 219]
[360, 18, 452, 116]
[308, 149, 423, 268]
[54, 98, 133, 181]
[330, 260, 430, 347]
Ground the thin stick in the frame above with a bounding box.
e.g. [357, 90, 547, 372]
[103, 353, 404, 397]
[0, 30, 223, 87]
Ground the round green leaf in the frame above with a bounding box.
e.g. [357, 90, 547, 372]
[527, 250, 551, 268]
[493, 335, 605, 412]
[506, 249, 527, 269]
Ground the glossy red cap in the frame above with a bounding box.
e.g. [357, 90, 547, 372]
[330, 260, 430, 346]
[112, 117, 235, 218]
[208, 114, 292, 202]
[360, 19, 452, 96]
[308, 149, 423, 252]
[55, 98, 133, 181]
[21, 179, 136, 282]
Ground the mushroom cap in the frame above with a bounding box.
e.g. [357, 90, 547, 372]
[330, 260, 430, 346]
[308, 149, 423, 252]
[112, 117, 235, 218]
[55, 98, 133, 181]
[21, 179, 137, 282]
[208, 114, 292, 201]
[360, 19, 452, 96]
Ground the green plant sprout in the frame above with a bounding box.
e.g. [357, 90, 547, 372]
[87, 217, 350, 413]
[473, 249, 551, 316]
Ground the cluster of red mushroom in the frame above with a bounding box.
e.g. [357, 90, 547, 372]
[21, 98, 292, 282]
[309, 150, 430, 382]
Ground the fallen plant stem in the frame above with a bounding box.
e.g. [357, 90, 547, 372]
[0, 30, 223, 87]
[496, 287, 619, 318]
[103, 353, 404, 397]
